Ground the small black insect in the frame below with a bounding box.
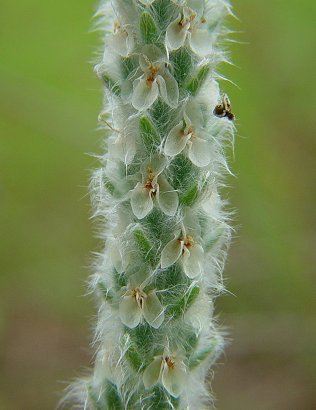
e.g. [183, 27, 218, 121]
[213, 94, 235, 121]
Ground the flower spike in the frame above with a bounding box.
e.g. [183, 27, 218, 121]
[67, 0, 236, 408]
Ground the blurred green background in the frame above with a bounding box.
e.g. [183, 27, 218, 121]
[0, 0, 315, 409]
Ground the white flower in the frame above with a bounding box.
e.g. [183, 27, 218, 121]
[109, 129, 136, 165]
[143, 350, 187, 398]
[109, 207, 133, 272]
[119, 280, 164, 329]
[109, 20, 134, 57]
[130, 155, 178, 219]
[99, 107, 138, 165]
[161, 209, 204, 278]
[108, 120, 137, 165]
[165, 6, 213, 56]
[164, 111, 211, 167]
[132, 45, 179, 111]
[109, 240, 125, 273]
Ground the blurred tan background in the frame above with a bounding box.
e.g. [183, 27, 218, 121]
[0, 0, 315, 409]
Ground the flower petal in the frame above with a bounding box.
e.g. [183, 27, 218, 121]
[189, 28, 212, 56]
[182, 207, 201, 238]
[183, 103, 202, 127]
[110, 30, 132, 57]
[161, 70, 179, 108]
[132, 77, 159, 111]
[110, 133, 136, 164]
[143, 291, 164, 329]
[182, 243, 204, 278]
[143, 357, 162, 390]
[156, 175, 179, 216]
[164, 122, 190, 157]
[166, 17, 188, 50]
[161, 238, 183, 269]
[157, 75, 168, 104]
[126, 31, 135, 55]
[119, 295, 142, 328]
[162, 359, 186, 398]
[131, 182, 153, 219]
[141, 154, 167, 178]
[139, 45, 166, 71]
[187, 137, 211, 167]
[110, 241, 124, 273]
[186, 0, 205, 15]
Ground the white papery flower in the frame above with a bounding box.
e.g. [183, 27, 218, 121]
[99, 107, 138, 165]
[119, 279, 164, 329]
[108, 120, 137, 165]
[143, 350, 187, 398]
[161, 209, 204, 278]
[164, 111, 211, 167]
[109, 239, 125, 273]
[109, 20, 134, 57]
[165, 5, 213, 56]
[109, 207, 133, 272]
[130, 155, 178, 219]
[109, 129, 136, 165]
[132, 45, 179, 111]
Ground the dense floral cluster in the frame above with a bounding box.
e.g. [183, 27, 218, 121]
[66, 1, 235, 409]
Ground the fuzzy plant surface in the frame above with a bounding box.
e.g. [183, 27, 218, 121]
[66, 0, 235, 409]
